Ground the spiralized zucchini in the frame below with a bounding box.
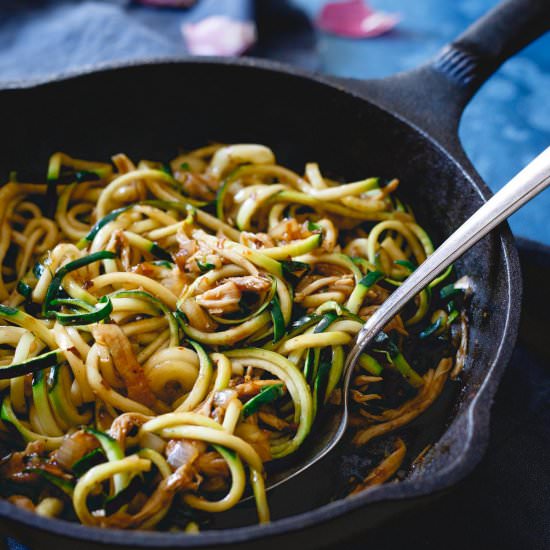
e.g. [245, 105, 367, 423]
[0, 144, 466, 531]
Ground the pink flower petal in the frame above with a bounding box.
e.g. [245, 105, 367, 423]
[182, 16, 256, 56]
[316, 0, 400, 38]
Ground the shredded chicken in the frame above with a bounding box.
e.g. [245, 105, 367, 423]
[359, 305, 408, 336]
[131, 263, 188, 297]
[195, 281, 241, 314]
[268, 218, 312, 242]
[451, 311, 468, 379]
[109, 413, 150, 447]
[195, 275, 271, 315]
[1, 441, 73, 487]
[174, 236, 222, 275]
[230, 275, 271, 293]
[175, 171, 218, 202]
[234, 420, 272, 462]
[92, 324, 157, 409]
[258, 411, 291, 431]
[174, 239, 198, 272]
[1, 441, 45, 482]
[178, 298, 218, 332]
[240, 231, 275, 249]
[196, 451, 230, 477]
[104, 459, 201, 529]
[231, 378, 282, 398]
[106, 230, 131, 271]
[353, 358, 453, 446]
[350, 438, 406, 494]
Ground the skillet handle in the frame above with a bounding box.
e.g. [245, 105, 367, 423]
[350, 0, 550, 150]
[437, 0, 550, 97]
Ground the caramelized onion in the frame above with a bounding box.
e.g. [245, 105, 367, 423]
[166, 440, 199, 470]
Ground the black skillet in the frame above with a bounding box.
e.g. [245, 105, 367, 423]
[0, 0, 549, 548]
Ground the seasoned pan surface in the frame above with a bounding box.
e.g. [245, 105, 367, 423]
[0, 58, 520, 549]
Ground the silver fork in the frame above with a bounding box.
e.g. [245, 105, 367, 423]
[265, 146, 550, 491]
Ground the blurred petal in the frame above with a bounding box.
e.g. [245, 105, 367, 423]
[316, 0, 400, 38]
[182, 16, 256, 56]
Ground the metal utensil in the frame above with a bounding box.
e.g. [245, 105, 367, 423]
[266, 146, 550, 490]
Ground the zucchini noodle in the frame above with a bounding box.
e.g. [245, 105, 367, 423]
[0, 144, 468, 531]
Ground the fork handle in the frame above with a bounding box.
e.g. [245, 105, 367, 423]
[346, 146, 550, 370]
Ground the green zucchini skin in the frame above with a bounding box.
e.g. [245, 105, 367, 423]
[84, 427, 128, 493]
[78, 199, 194, 249]
[440, 281, 464, 300]
[303, 312, 338, 384]
[393, 259, 416, 272]
[209, 276, 277, 327]
[77, 206, 130, 249]
[43, 250, 116, 318]
[313, 359, 331, 417]
[16, 281, 32, 299]
[71, 448, 106, 477]
[110, 289, 180, 346]
[281, 260, 310, 277]
[288, 314, 321, 334]
[27, 468, 75, 497]
[197, 261, 215, 273]
[85, 428, 124, 461]
[122, 231, 172, 262]
[241, 383, 284, 418]
[373, 332, 423, 388]
[419, 317, 443, 339]
[215, 168, 240, 221]
[50, 295, 113, 326]
[269, 295, 285, 343]
[358, 353, 384, 376]
[0, 349, 63, 380]
[48, 364, 92, 427]
[0, 304, 19, 317]
[346, 270, 384, 314]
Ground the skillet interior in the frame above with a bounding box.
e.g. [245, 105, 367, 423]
[0, 60, 519, 549]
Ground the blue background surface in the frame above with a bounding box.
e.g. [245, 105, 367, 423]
[0, 0, 549, 242]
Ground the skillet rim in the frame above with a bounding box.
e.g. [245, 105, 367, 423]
[0, 56, 521, 547]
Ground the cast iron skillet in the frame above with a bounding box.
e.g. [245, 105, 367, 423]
[0, 0, 549, 548]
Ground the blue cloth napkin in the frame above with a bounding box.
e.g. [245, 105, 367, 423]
[0, 0, 252, 82]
